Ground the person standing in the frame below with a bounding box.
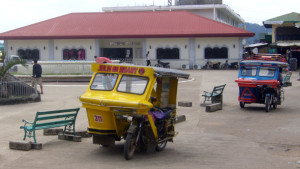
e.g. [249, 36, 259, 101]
[146, 51, 150, 66]
[32, 60, 43, 94]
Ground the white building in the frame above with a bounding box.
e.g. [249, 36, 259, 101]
[103, 3, 244, 27]
[0, 5, 253, 69]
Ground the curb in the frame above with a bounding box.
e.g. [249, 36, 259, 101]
[176, 115, 186, 123]
[206, 103, 222, 112]
[178, 101, 192, 107]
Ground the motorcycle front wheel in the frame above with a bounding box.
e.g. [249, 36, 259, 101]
[265, 95, 271, 112]
[124, 133, 137, 160]
[155, 141, 167, 152]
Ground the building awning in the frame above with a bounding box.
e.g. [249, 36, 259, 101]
[276, 41, 300, 47]
[245, 43, 268, 48]
[263, 21, 284, 25]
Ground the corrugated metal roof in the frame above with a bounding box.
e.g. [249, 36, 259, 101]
[277, 41, 300, 47]
[265, 12, 300, 23]
[264, 12, 300, 28]
[245, 43, 268, 48]
[240, 60, 289, 67]
[0, 11, 254, 40]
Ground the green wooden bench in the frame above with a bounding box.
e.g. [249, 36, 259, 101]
[20, 108, 80, 143]
[202, 84, 226, 104]
[283, 71, 292, 87]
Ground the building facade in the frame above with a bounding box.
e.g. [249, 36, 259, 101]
[264, 12, 300, 68]
[103, 3, 244, 27]
[0, 10, 253, 69]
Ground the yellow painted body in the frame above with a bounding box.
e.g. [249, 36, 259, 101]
[80, 63, 179, 141]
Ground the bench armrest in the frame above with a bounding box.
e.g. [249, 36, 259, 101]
[202, 91, 209, 95]
[22, 119, 33, 124]
[20, 119, 33, 129]
[202, 91, 213, 97]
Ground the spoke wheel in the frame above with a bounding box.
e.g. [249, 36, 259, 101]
[155, 141, 167, 152]
[240, 102, 245, 108]
[265, 96, 271, 112]
[124, 133, 137, 160]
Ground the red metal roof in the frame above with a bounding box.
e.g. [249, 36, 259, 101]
[0, 11, 254, 39]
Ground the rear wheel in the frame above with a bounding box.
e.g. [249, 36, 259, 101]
[155, 141, 167, 152]
[124, 133, 137, 160]
[240, 102, 245, 108]
[273, 96, 277, 109]
[265, 96, 271, 112]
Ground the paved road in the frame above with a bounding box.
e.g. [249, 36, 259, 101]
[1, 70, 300, 169]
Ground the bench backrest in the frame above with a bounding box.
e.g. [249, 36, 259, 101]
[212, 84, 226, 95]
[33, 108, 80, 128]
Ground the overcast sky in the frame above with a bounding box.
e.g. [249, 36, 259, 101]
[0, 0, 299, 33]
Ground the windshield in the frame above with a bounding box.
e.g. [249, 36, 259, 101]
[90, 73, 118, 91]
[241, 66, 257, 77]
[258, 67, 276, 77]
[117, 75, 148, 95]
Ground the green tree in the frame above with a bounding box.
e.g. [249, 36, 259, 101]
[0, 51, 27, 97]
[0, 51, 27, 79]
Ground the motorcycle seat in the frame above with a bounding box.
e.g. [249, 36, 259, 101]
[161, 108, 173, 119]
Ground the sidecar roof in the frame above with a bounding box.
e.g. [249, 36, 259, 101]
[240, 60, 289, 67]
[152, 66, 190, 79]
[91, 63, 190, 79]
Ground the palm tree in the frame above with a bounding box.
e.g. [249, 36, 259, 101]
[0, 51, 27, 97]
[0, 51, 27, 78]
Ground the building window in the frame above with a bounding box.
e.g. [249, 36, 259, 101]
[156, 48, 180, 59]
[17, 49, 40, 60]
[103, 48, 132, 59]
[204, 47, 228, 59]
[63, 49, 86, 60]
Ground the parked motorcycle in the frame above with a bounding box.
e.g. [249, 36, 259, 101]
[202, 61, 220, 69]
[220, 60, 239, 70]
[154, 60, 170, 68]
[229, 62, 239, 69]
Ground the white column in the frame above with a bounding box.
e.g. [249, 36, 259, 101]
[49, 40, 54, 60]
[95, 39, 100, 58]
[142, 39, 146, 66]
[213, 8, 216, 20]
[4, 40, 8, 54]
[189, 38, 196, 69]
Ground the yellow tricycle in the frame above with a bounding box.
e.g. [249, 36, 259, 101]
[79, 63, 189, 160]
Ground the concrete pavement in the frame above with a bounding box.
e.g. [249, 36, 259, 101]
[1, 70, 300, 169]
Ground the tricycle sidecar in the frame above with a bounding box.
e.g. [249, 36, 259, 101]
[79, 63, 189, 159]
[235, 55, 289, 112]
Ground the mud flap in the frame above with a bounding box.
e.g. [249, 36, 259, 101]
[93, 135, 115, 146]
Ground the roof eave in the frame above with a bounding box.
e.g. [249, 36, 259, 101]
[0, 33, 255, 40]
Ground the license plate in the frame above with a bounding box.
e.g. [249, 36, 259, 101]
[94, 115, 103, 123]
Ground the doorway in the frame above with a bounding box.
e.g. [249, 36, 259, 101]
[103, 48, 133, 62]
